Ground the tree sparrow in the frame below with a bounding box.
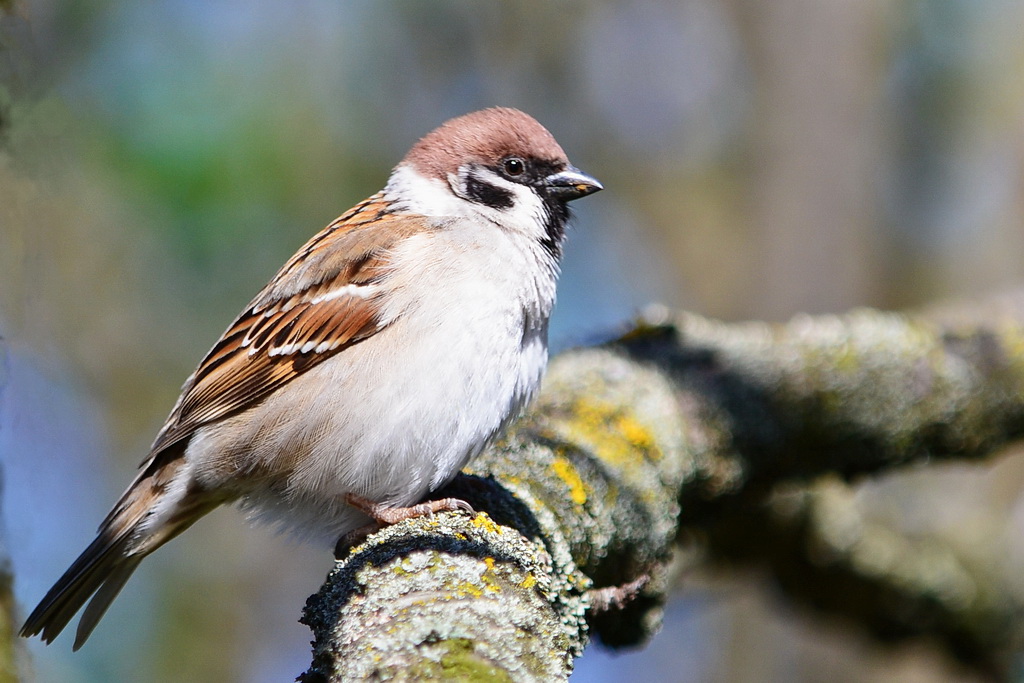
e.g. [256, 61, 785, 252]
[21, 107, 602, 649]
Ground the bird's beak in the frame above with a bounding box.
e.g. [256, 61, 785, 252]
[544, 167, 603, 201]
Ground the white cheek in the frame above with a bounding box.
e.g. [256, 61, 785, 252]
[384, 164, 469, 217]
[384, 164, 548, 241]
[466, 171, 549, 241]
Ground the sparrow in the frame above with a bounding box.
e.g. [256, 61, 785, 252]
[20, 107, 602, 649]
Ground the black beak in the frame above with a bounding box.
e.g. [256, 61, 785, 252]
[544, 166, 603, 201]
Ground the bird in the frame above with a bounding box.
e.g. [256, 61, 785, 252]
[20, 107, 602, 649]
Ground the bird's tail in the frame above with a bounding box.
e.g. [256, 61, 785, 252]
[20, 454, 216, 649]
[20, 526, 144, 650]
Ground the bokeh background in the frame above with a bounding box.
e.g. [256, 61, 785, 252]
[2, 1, 1024, 681]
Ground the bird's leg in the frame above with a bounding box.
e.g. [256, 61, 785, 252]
[334, 493, 476, 559]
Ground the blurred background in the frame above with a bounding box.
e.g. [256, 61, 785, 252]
[2, 0, 1024, 681]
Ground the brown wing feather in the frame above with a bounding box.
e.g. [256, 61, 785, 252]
[147, 193, 428, 456]
[20, 193, 436, 649]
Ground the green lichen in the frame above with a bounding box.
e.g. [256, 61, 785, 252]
[436, 638, 514, 682]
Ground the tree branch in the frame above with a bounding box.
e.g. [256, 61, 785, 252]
[301, 293, 1024, 681]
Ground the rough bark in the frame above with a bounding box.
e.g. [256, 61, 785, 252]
[0, 558, 16, 683]
[301, 292, 1024, 682]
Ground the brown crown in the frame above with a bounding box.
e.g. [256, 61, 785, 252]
[402, 107, 569, 180]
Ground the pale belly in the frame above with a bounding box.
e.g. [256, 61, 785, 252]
[187, 303, 547, 543]
[185, 224, 555, 543]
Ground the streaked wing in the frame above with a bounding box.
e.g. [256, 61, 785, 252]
[147, 192, 426, 456]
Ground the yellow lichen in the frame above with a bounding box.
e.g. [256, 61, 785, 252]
[479, 557, 501, 593]
[554, 398, 660, 469]
[457, 581, 484, 598]
[1001, 324, 1024, 377]
[617, 413, 656, 453]
[472, 513, 501, 535]
[520, 574, 536, 589]
[550, 456, 588, 506]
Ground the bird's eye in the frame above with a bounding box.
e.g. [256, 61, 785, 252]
[502, 157, 526, 177]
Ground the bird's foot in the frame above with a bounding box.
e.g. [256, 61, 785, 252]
[334, 493, 476, 559]
[343, 492, 475, 524]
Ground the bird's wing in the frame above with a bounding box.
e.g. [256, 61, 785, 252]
[26, 192, 438, 648]
[148, 192, 428, 457]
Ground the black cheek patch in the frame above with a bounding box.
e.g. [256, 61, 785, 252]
[465, 175, 514, 210]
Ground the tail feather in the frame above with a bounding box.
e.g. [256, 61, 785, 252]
[74, 557, 143, 650]
[20, 529, 138, 645]
[20, 447, 215, 648]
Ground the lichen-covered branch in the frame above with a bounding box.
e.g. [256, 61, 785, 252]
[621, 303, 1024, 485]
[302, 294, 1024, 681]
[301, 354, 690, 681]
[701, 476, 1023, 678]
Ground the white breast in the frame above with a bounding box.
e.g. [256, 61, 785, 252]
[188, 219, 556, 543]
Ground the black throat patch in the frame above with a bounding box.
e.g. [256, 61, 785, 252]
[539, 197, 570, 260]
